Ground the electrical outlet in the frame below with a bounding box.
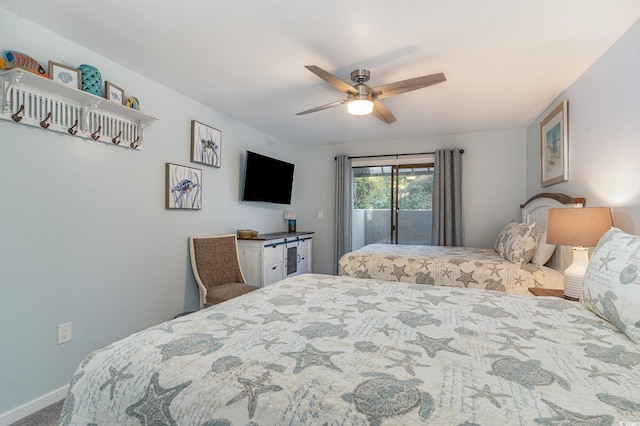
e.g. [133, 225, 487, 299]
[318, 210, 324, 220]
[58, 322, 72, 344]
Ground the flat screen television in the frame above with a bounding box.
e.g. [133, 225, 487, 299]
[242, 151, 295, 204]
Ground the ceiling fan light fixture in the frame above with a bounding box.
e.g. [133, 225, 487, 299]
[297, 66, 445, 123]
[347, 97, 374, 115]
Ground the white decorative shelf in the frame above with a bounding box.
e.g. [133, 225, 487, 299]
[0, 69, 157, 149]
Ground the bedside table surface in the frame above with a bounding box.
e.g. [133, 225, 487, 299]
[528, 288, 565, 298]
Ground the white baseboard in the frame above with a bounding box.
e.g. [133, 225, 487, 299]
[0, 385, 68, 426]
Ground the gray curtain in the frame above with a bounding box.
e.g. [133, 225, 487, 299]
[431, 149, 463, 246]
[334, 155, 352, 274]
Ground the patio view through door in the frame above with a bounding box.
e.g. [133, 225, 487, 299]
[352, 162, 434, 251]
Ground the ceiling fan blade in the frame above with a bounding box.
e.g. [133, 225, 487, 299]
[372, 72, 446, 100]
[305, 65, 358, 94]
[371, 100, 397, 124]
[295, 99, 347, 116]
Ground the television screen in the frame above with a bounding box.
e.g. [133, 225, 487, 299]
[242, 151, 294, 204]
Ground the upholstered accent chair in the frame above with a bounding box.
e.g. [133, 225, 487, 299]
[189, 235, 260, 309]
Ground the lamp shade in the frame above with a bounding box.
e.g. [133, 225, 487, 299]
[546, 207, 613, 247]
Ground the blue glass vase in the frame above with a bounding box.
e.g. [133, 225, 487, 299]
[78, 64, 102, 96]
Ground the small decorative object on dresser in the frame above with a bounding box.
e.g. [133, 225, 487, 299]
[48, 61, 81, 89]
[165, 163, 202, 210]
[191, 120, 221, 168]
[237, 229, 253, 239]
[540, 100, 568, 186]
[285, 211, 296, 232]
[78, 64, 102, 96]
[105, 81, 124, 104]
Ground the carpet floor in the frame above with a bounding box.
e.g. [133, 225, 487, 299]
[9, 400, 63, 426]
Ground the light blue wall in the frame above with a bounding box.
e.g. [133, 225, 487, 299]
[294, 129, 528, 274]
[4, 5, 637, 420]
[525, 18, 640, 234]
[0, 8, 297, 416]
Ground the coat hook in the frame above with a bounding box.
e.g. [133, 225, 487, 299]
[130, 136, 141, 149]
[91, 125, 102, 140]
[39, 112, 52, 129]
[11, 104, 24, 122]
[112, 131, 122, 145]
[68, 119, 78, 135]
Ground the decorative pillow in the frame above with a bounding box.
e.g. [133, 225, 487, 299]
[494, 222, 519, 254]
[494, 221, 538, 264]
[582, 227, 640, 344]
[531, 231, 556, 266]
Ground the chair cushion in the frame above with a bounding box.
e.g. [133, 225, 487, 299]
[206, 283, 260, 305]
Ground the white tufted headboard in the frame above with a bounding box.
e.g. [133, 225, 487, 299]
[520, 193, 585, 272]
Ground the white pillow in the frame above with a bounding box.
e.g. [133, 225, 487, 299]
[582, 227, 640, 344]
[531, 231, 556, 265]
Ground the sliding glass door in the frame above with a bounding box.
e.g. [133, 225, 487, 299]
[352, 163, 433, 250]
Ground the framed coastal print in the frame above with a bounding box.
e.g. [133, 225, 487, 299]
[540, 100, 568, 187]
[105, 81, 125, 104]
[48, 61, 81, 89]
[165, 163, 202, 210]
[191, 120, 221, 168]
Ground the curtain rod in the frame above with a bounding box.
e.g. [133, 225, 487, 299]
[334, 149, 464, 161]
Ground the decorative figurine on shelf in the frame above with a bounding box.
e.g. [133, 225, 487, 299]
[78, 64, 102, 96]
[0, 50, 48, 77]
[125, 96, 140, 110]
[285, 210, 296, 232]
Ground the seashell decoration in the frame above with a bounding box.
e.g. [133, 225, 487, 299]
[57, 70, 73, 83]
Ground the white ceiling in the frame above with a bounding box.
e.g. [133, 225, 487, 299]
[2, 1, 639, 146]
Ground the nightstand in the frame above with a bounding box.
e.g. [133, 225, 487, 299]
[528, 288, 565, 298]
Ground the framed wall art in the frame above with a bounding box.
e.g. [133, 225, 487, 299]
[48, 61, 81, 89]
[540, 100, 568, 187]
[165, 163, 202, 210]
[191, 120, 221, 168]
[105, 81, 125, 104]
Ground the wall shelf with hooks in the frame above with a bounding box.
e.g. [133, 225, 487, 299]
[0, 69, 157, 149]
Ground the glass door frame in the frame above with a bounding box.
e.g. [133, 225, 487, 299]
[390, 163, 433, 244]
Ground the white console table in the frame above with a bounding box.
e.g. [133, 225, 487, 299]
[237, 232, 313, 287]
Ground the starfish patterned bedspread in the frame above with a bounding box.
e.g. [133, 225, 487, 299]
[62, 273, 639, 425]
[338, 244, 563, 295]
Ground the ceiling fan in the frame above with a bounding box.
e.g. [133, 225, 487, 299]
[295, 65, 446, 124]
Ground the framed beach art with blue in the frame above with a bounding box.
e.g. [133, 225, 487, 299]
[165, 163, 202, 210]
[48, 61, 81, 89]
[540, 100, 568, 187]
[191, 120, 221, 168]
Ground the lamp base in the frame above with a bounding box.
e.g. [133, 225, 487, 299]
[563, 247, 590, 301]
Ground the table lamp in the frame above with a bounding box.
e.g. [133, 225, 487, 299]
[546, 207, 613, 301]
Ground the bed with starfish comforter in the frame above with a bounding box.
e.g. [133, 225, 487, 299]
[338, 244, 564, 295]
[61, 273, 640, 425]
